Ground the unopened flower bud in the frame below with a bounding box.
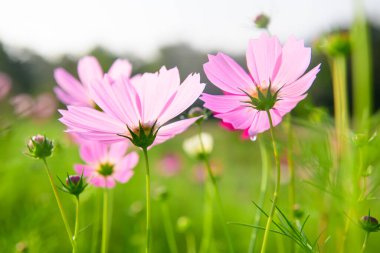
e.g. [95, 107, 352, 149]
[293, 204, 304, 219]
[177, 216, 192, 233]
[188, 107, 208, 124]
[26, 134, 54, 159]
[360, 215, 380, 232]
[317, 31, 350, 57]
[254, 13, 270, 29]
[59, 173, 87, 197]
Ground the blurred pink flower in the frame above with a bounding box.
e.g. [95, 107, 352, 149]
[159, 153, 181, 177]
[59, 66, 205, 147]
[54, 56, 132, 107]
[75, 141, 139, 188]
[10, 94, 34, 117]
[33, 93, 57, 119]
[0, 73, 11, 100]
[202, 33, 320, 138]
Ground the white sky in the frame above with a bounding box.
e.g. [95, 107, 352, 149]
[0, 0, 379, 60]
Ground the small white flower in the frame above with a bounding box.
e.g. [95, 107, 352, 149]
[183, 133, 214, 157]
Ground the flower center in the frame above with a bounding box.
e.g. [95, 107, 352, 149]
[98, 162, 114, 176]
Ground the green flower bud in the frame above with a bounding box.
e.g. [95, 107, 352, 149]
[254, 13, 270, 29]
[360, 215, 380, 232]
[27, 134, 53, 159]
[293, 204, 304, 219]
[58, 173, 87, 197]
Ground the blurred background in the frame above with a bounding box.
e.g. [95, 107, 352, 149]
[1, 0, 380, 252]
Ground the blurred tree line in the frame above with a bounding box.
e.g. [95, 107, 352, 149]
[0, 24, 379, 115]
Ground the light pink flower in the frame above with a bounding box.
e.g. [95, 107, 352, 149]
[33, 93, 58, 119]
[54, 56, 132, 107]
[0, 73, 11, 101]
[201, 33, 320, 137]
[59, 66, 205, 147]
[10, 94, 34, 117]
[159, 153, 181, 177]
[75, 141, 139, 188]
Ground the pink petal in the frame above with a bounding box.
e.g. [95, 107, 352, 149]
[246, 33, 282, 86]
[215, 107, 256, 130]
[79, 141, 108, 163]
[153, 117, 199, 146]
[108, 141, 129, 162]
[89, 77, 138, 126]
[273, 36, 311, 88]
[113, 152, 139, 183]
[275, 94, 307, 116]
[279, 64, 321, 97]
[108, 59, 132, 81]
[201, 93, 245, 113]
[248, 110, 283, 137]
[158, 73, 205, 124]
[54, 68, 89, 105]
[89, 175, 116, 188]
[77, 56, 103, 89]
[133, 67, 180, 124]
[204, 53, 253, 94]
[74, 164, 95, 177]
[59, 106, 126, 142]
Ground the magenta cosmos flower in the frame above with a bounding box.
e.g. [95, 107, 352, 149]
[75, 141, 138, 188]
[59, 66, 205, 148]
[201, 33, 320, 138]
[54, 56, 132, 107]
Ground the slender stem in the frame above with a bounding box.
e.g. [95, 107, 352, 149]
[197, 125, 235, 253]
[73, 196, 80, 253]
[199, 179, 213, 253]
[286, 115, 296, 253]
[161, 201, 178, 253]
[91, 189, 102, 253]
[248, 140, 269, 253]
[360, 232, 370, 253]
[101, 189, 109, 253]
[260, 110, 281, 253]
[42, 159, 76, 252]
[142, 148, 152, 253]
[186, 232, 197, 253]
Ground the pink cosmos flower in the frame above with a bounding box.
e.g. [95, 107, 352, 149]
[59, 66, 205, 148]
[201, 33, 320, 138]
[75, 141, 139, 188]
[54, 56, 132, 107]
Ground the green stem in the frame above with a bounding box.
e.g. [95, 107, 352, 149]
[91, 189, 102, 253]
[101, 189, 109, 253]
[248, 140, 269, 253]
[286, 116, 296, 253]
[199, 179, 213, 253]
[42, 159, 76, 252]
[186, 232, 197, 253]
[161, 201, 178, 253]
[197, 125, 235, 253]
[142, 148, 152, 253]
[360, 232, 370, 253]
[73, 196, 80, 253]
[260, 110, 281, 253]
